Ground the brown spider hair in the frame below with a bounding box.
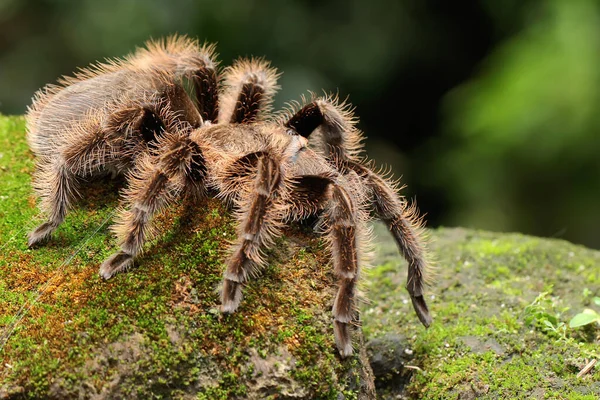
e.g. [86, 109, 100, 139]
[26, 35, 432, 357]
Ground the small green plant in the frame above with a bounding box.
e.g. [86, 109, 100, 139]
[569, 297, 600, 328]
[523, 291, 569, 340]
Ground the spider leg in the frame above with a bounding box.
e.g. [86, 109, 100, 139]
[218, 133, 306, 311]
[286, 172, 366, 357]
[219, 58, 280, 124]
[325, 181, 364, 358]
[156, 81, 204, 129]
[220, 152, 285, 312]
[28, 83, 201, 248]
[26, 102, 148, 247]
[283, 95, 362, 161]
[27, 158, 80, 247]
[315, 175, 365, 357]
[99, 130, 207, 279]
[140, 37, 219, 122]
[186, 49, 219, 123]
[166, 53, 219, 124]
[344, 161, 432, 327]
[284, 96, 432, 327]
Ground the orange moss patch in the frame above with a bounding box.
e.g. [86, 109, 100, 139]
[27, 195, 37, 209]
[50, 265, 97, 305]
[1, 264, 100, 364]
[170, 275, 203, 314]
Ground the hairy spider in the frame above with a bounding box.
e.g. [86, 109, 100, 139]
[26, 36, 432, 357]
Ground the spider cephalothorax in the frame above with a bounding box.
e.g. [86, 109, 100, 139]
[26, 35, 432, 357]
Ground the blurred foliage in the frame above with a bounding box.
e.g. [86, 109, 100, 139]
[0, 0, 422, 115]
[1, 0, 599, 248]
[429, 0, 600, 248]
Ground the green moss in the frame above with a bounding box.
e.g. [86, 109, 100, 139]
[4, 111, 598, 398]
[0, 114, 365, 399]
[364, 226, 600, 398]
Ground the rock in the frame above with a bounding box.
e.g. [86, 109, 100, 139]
[363, 224, 600, 399]
[367, 334, 411, 377]
[0, 385, 24, 399]
[0, 115, 375, 399]
[457, 336, 505, 356]
[366, 334, 413, 394]
[3, 115, 600, 398]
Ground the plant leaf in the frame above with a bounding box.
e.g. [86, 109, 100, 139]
[543, 320, 555, 329]
[593, 297, 600, 306]
[569, 309, 600, 328]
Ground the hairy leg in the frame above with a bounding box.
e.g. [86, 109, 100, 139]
[137, 36, 219, 123]
[28, 158, 80, 247]
[219, 58, 280, 124]
[283, 94, 362, 161]
[221, 153, 285, 312]
[100, 131, 207, 278]
[327, 183, 361, 357]
[28, 78, 202, 247]
[284, 95, 432, 327]
[345, 161, 432, 327]
[184, 46, 220, 123]
[158, 81, 203, 129]
[287, 173, 366, 357]
[321, 178, 365, 357]
[27, 98, 163, 247]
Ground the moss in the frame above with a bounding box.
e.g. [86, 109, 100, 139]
[0, 114, 369, 399]
[4, 111, 598, 398]
[364, 226, 600, 398]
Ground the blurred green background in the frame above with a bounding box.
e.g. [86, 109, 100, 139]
[1, 0, 599, 249]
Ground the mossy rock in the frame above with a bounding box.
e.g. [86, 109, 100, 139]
[365, 224, 600, 398]
[0, 115, 375, 399]
[2, 114, 600, 399]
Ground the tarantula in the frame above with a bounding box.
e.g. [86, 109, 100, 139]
[26, 36, 432, 357]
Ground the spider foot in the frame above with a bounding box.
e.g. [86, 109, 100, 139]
[221, 278, 243, 313]
[28, 222, 57, 248]
[99, 251, 134, 279]
[333, 320, 353, 358]
[411, 295, 432, 328]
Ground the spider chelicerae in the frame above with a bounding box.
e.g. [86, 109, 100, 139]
[26, 36, 432, 357]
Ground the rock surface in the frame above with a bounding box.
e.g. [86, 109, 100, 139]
[0, 115, 375, 399]
[364, 223, 600, 399]
[1, 115, 600, 398]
